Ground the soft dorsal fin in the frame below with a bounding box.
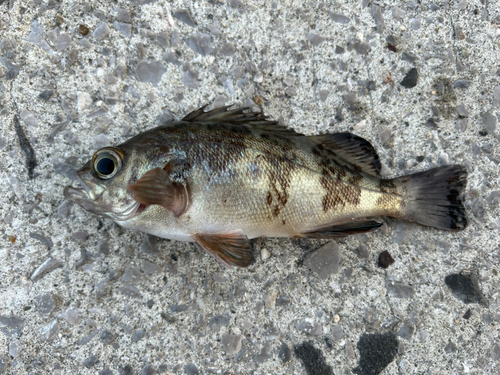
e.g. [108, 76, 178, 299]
[298, 220, 383, 238]
[182, 105, 303, 136]
[193, 231, 254, 268]
[310, 133, 382, 176]
[129, 168, 189, 217]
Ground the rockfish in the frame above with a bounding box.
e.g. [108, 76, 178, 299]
[64, 106, 468, 267]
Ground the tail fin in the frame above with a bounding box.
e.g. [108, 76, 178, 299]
[395, 165, 468, 231]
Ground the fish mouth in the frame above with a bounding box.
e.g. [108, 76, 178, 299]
[64, 178, 140, 221]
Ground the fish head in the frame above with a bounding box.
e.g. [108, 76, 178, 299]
[64, 146, 154, 221]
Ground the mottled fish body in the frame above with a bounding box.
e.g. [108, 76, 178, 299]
[65, 106, 468, 267]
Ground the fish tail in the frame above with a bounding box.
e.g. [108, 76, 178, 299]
[395, 165, 468, 231]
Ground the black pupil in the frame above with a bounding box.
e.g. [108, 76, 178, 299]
[96, 157, 116, 175]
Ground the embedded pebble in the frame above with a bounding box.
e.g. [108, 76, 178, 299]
[307, 33, 325, 46]
[162, 52, 181, 65]
[184, 364, 199, 375]
[116, 8, 131, 23]
[401, 52, 418, 63]
[135, 61, 166, 86]
[456, 103, 469, 117]
[296, 318, 323, 336]
[493, 85, 500, 107]
[328, 12, 350, 24]
[83, 355, 97, 368]
[353, 333, 398, 375]
[56, 34, 71, 51]
[0, 315, 23, 328]
[221, 43, 236, 56]
[173, 9, 196, 27]
[35, 293, 56, 316]
[169, 304, 189, 313]
[380, 127, 392, 144]
[354, 42, 371, 55]
[278, 343, 291, 362]
[398, 322, 415, 340]
[122, 266, 145, 284]
[77, 92, 92, 111]
[453, 79, 472, 88]
[119, 285, 143, 299]
[456, 118, 468, 132]
[372, 4, 384, 33]
[209, 314, 230, 332]
[319, 90, 329, 101]
[131, 329, 146, 343]
[141, 260, 162, 274]
[185, 33, 212, 55]
[8, 340, 19, 358]
[378, 250, 395, 268]
[264, 289, 279, 309]
[114, 22, 132, 38]
[30, 258, 63, 281]
[30, 232, 53, 249]
[260, 248, 271, 260]
[93, 134, 109, 149]
[303, 242, 340, 280]
[140, 234, 159, 255]
[331, 325, 343, 341]
[39, 89, 54, 101]
[182, 69, 199, 89]
[77, 328, 101, 346]
[400, 68, 418, 88]
[62, 308, 81, 325]
[39, 319, 59, 341]
[72, 230, 88, 242]
[100, 330, 116, 344]
[482, 112, 496, 134]
[141, 364, 156, 375]
[255, 341, 273, 363]
[222, 334, 243, 356]
[386, 281, 415, 298]
[93, 22, 110, 40]
[410, 18, 421, 30]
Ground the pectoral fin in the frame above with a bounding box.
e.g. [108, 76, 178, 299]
[129, 168, 189, 217]
[193, 232, 254, 268]
[298, 220, 383, 238]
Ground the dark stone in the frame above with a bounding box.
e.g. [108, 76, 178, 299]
[444, 273, 487, 306]
[83, 355, 98, 368]
[39, 90, 54, 101]
[377, 250, 395, 268]
[131, 329, 146, 343]
[294, 341, 333, 375]
[184, 364, 199, 375]
[400, 68, 418, 88]
[353, 332, 398, 375]
[119, 364, 134, 375]
[169, 304, 189, 313]
[444, 341, 457, 353]
[279, 342, 291, 362]
[463, 309, 471, 319]
[141, 364, 156, 375]
[173, 9, 196, 27]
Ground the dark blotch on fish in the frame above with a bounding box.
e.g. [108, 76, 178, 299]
[14, 115, 37, 179]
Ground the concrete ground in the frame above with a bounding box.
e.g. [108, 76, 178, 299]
[1, 0, 500, 374]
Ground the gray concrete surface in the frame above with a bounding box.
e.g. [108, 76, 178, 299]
[1, 0, 500, 374]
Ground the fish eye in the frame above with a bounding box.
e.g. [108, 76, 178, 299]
[92, 148, 123, 179]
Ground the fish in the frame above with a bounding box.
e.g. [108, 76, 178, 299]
[64, 105, 468, 268]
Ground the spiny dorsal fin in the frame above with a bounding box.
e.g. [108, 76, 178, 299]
[193, 231, 254, 268]
[310, 133, 382, 176]
[298, 220, 383, 238]
[182, 105, 303, 136]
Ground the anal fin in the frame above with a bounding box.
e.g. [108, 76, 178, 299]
[298, 220, 383, 239]
[193, 232, 254, 268]
[129, 168, 189, 217]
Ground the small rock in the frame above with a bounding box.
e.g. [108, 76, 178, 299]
[114, 22, 132, 38]
[184, 364, 199, 375]
[0, 315, 24, 328]
[444, 341, 457, 353]
[35, 293, 56, 316]
[410, 18, 421, 30]
[30, 258, 63, 281]
[220, 43, 236, 56]
[119, 364, 134, 375]
[9, 340, 20, 358]
[140, 234, 159, 255]
[39, 89, 54, 101]
[456, 103, 469, 117]
[335, 45, 345, 54]
[397, 323, 415, 340]
[260, 248, 271, 260]
[264, 289, 279, 309]
[303, 242, 340, 280]
[39, 319, 59, 341]
[93, 22, 110, 40]
[77, 328, 101, 346]
[93, 134, 109, 149]
[254, 341, 273, 364]
[119, 285, 143, 299]
[328, 12, 350, 24]
[142, 364, 156, 375]
[83, 355, 98, 368]
[62, 308, 81, 325]
[100, 330, 116, 344]
[209, 314, 230, 332]
[168, 304, 189, 313]
[482, 112, 496, 134]
[185, 33, 211, 55]
[307, 33, 325, 46]
[77, 92, 92, 112]
[173, 9, 196, 27]
[380, 127, 392, 144]
[456, 118, 468, 132]
[354, 42, 371, 55]
[401, 52, 418, 63]
[56, 34, 71, 51]
[222, 334, 243, 356]
[278, 342, 291, 362]
[355, 244, 370, 258]
[386, 281, 415, 298]
[296, 318, 323, 336]
[493, 85, 500, 107]
[400, 68, 418, 88]
[378, 250, 395, 268]
[453, 79, 472, 88]
[116, 8, 131, 22]
[135, 61, 167, 86]
[141, 260, 162, 274]
[372, 4, 384, 33]
[353, 333, 398, 375]
[319, 90, 329, 101]
[122, 266, 144, 284]
[131, 329, 146, 343]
